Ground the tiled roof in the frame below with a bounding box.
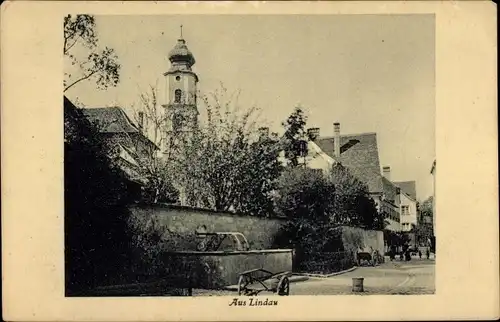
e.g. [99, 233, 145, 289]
[80, 104, 159, 152]
[316, 133, 383, 193]
[382, 176, 399, 204]
[81, 107, 139, 134]
[395, 181, 417, 200]
[307, 140, 336, 164]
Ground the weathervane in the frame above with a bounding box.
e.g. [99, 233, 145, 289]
[180, 24, 183, 38]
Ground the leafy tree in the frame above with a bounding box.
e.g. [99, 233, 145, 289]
[416, 196, 434, 244]
[420, 196, 434, 217]
[169, 85, 282, 214]
[273, 167, 336, 253]
[328, 163, 385, 230]
[64, 14, 120, 92]
[282, 106, 308, 167]
[272, 163, 385, 259]
[235, 133, 284, 216]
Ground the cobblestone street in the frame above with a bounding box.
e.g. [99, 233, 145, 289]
[290, 258, 435, 295]
[193, 258, 435, 296]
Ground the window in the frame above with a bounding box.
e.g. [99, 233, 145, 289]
[174, 89, 182, 103]
[175, 76, 181, 81]
[402, 205, 410, 216]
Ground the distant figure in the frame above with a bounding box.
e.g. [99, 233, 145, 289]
[370, 247, 376, 265]
[426, 248, 430, 259]
[418, 250, 422, 259]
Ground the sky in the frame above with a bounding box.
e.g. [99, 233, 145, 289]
[65, 14, 435, 200]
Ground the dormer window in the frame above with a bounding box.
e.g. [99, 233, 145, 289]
[174, 89, 182, 103]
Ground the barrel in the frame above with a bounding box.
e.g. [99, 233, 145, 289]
[352, 277, 364, 292]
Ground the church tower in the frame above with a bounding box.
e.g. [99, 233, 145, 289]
[162, 27, 199, 151]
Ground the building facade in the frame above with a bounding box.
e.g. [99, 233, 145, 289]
[395, 180, 418, 232]
[77, 99, 159, 184]
[399, 192, 418, 231]
[381, 175, 401, 232]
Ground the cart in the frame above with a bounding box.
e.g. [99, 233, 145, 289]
[237, 268, 291, 296]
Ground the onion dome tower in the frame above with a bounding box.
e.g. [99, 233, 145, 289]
[162, 26, 199, 151]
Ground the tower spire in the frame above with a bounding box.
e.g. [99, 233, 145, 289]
[162, 30, 199, 154]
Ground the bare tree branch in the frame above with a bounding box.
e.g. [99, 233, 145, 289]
[64, 70, 98, 92]
[63, 15, 119, 91]
[64, 34, 81, 55]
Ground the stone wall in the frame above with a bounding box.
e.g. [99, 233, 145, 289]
[128, 204, 385, 255]
[162, 250, 293, 289]
[128, 203, 287, 250]
[340, 226, 384, 256]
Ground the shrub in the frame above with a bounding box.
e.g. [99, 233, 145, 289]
[297, 251, 355, 274]
[127, 213, 199, 281]
[273, 167, 335, 254]
[328, 164, 383, 230]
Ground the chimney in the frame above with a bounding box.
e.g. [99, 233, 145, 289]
[333, 122, 341, 158]
[307, 127, 320, 141]
[258, 127, 269, 138]
[138, 111, 144, 132]
[383, 166, 391, 181]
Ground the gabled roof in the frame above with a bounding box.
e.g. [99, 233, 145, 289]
[81, 105, 159, 151]
[395, 181, 417, 200]
[307, 140, 337, 165]
[316, 133, 383, 193]
[382, 176, 399, 204]
[81, 107, 140, 134]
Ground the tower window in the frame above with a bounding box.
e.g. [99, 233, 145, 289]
[176, 76, 181, 81]
[174, 89, 182, 103]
